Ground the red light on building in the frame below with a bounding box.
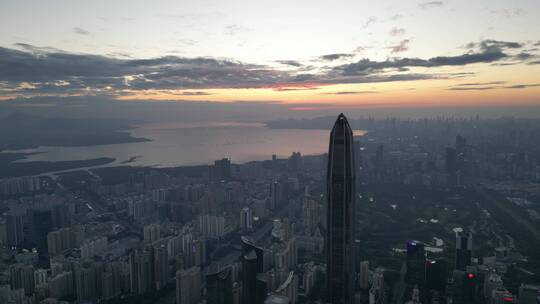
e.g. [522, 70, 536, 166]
[467, 273, 475, 279]
[502, 297, 514, 302]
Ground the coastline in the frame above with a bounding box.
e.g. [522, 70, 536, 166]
[0, 157, 116, 179]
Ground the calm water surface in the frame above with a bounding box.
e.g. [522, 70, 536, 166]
[13, 122, 365, 167]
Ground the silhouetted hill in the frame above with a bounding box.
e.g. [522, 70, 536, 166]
[0, 112, 149, 151]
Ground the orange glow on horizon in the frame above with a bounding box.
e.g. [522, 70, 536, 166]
[116, 82, 540, 108]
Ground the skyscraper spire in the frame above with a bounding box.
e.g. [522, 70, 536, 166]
[326, 113, 356, 304]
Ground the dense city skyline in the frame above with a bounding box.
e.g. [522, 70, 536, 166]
[2, 113, 540, 304]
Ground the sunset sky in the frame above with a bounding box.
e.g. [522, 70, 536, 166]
[1, 0, 539, 109]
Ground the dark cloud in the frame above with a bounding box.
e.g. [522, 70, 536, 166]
[515, 52, 534, 60]
[465, 40, 523, 55]
[479, 39, 523, 52]
[324, 73, 436, 85]
[429, 51, 506, 65]
[455, 81, 507, 86]
[276, 60, 303, 67]
[273, 86, 319, 92]
[0, 45, 290, 93]
[448, 86, 498, 91]
[528, 60, 540, 65]
[389, 27, 406, 37]
[419, 1, 444, 9]
[336, 49, 507, 76]
[177, 91, 212, 96]
[322, 91, 378, 95]
[73, 27, 91, 35]
[391, 14, 403, 21]
[448, 82, 540, 91]
[13, 43, 62, 54]
[535, 41, 540, 47]
[0, 43, 438, 95]
[289, 74, 316, 82]
[491, 62, 520, 67]
[390, 40, 410, 54]
[0, 41, 439, 97]
[0, 39, 532, 98]
[0, 46, 126, 82]
[450, 72, 476, 78]
[464, 42, 476, 49]
[505, 83, 540, 89]
[320, 53, 355, 61]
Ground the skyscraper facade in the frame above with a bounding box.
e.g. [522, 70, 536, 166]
[6, 212, 24, 247]
[451, 269, 477, 304]
[143, 223, 160, 244]
[405, 240, 427, 302]
[176, 266, 201, 304]
[241, 236, 264, 304]
[455, 231, 472, 270]
[212, 158, 232, 180]
[206, 266, 233, 304]
[153, 244, 168, 291]
[426, 258, 447, 294]
[240, 207, 253, 232]
[326, 114, 356, 304]
[359, 260, 369, 290]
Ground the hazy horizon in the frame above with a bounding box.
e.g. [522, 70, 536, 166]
[3, 96, 540, 123]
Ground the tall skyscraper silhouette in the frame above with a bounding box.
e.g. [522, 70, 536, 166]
[326, 113, 356, 304]
[241, 236, 264, 304]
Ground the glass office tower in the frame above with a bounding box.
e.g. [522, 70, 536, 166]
[326, 113, 356, 304]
